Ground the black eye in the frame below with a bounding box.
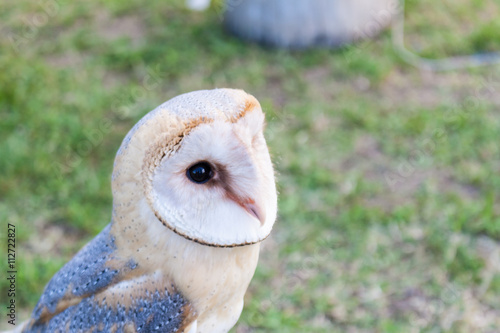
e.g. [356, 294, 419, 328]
[187, 162, 213, 184]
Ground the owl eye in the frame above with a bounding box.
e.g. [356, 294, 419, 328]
[187, 162, 213, 184]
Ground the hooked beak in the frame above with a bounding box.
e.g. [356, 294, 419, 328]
[222, 179, 266, 226]
[242, 199, 266, 226]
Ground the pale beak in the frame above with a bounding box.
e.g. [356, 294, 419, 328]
[242, 200, 266, 226]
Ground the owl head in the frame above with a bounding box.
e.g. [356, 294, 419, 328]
[112, 89, 277, 247]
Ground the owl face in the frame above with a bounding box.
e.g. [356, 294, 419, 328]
[138, 90, 277, 247]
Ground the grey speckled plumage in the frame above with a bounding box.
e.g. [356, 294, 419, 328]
[23, 225, 191, 333]
[224, 0, 396, 48]
[29, 291, 187, 333]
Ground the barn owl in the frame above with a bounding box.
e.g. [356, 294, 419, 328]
[16, 89, 277, 333]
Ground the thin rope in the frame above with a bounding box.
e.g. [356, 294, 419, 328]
[392, 0, 500, 71]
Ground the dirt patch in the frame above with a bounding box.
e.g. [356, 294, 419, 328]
[302, 65, 371, 102]
[94, 11, 147, 48]
[389, 286, 500, 331]
[339, 134, 481, 211]
[25, 219, 84, 256]
[45, 51, 87, 68]
[381, 69, 478, 108]
[101, 70, 131, 89]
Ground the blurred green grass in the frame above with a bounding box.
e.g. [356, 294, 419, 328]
[1, 0, 500, 331]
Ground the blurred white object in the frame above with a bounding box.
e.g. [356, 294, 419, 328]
[186, 0, 211, 11]
[224, 0, 397, 48]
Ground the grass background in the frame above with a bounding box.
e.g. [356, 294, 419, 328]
[1, 0, 500, 331]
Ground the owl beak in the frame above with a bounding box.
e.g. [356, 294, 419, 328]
[243, 199, 266, 226]
[225, 188, 266, 226]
